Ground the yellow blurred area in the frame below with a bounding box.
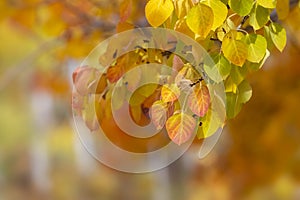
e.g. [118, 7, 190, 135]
[0, 0, 300, 200]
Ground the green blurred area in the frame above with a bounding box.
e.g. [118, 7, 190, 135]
[0, 1, 300, 200]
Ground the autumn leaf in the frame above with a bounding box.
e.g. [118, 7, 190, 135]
[161, 84, 181, 102]
[188, 84, 210, 117]
[166, 112, 196, 145]
[72, 66, 102, 96]
[186, 3, 214, 39]
[150, 100, 168, 130]
[145, 0, 174, 27]
[106, 64, 124, 83]
[222, 30, 248, 67]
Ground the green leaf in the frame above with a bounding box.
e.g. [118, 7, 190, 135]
[226, 79, 252, 118]
[203, 0, 228, 31]
[238, 80, 252, 103]
[230, 64, 248, 85]
[246, 34, 267, 63]
[245, 50, 270, 71]
[228, 0, 253, 16]
[145, 0, 174, 27]
[166, 112, 196, 145]
[264, 26, 276, 50]
[270, 22, 287, 52]
[249, 4, 270, 30]
[222, 30, 248, 67]
[186, 3, 214, 39]
[257, 0, 277, 8]
[226, 92, 242, 118]
[204, 53, 231, 83]
[196, 108, 222, 139]
[225, 76, 238, 93]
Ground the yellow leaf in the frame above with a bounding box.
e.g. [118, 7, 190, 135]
[161, 84, 181, 102]
[145, 0, 174, 27]
[257, 0, 277, 8]
[174, 19, 195, 38]
[166, 113, 196, 145]
[203, 0, 228, 31]
[186, 3, 214, 39]
[222, 30, 248, 67]
[174, 0, 192, 19]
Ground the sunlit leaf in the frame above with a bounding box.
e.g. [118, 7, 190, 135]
[246, 34, 267, 63]
[203, 0, 228, 31]
[246, 50, 270, 71]
[186, 3, 214, 39]
[249, 4, 270, 30]
[161, 84, 181, 102]
[174, 19, 195, 38]
[175, 64, 200, 84]
[229, 0, 253, 16]
[270, 22, 287, 52]
[225, 77, 237, 95]
[145, 0, 174, 27]
[174, 0, 192, 19]
[257, 0, 277, 8]
[166, 112, 196, 145]
[188, 84, 210, 117]
[222, 30, 248, 66]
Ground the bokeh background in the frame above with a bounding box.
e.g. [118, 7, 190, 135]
[0, 0, 300, 199]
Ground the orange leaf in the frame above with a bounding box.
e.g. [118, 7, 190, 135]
[150, 100, 168, 130]
[188, 84, 210, 117]
[161, 84, 180, 102]
[106, 64, 124, 83]
[166, 113, 196, 145]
